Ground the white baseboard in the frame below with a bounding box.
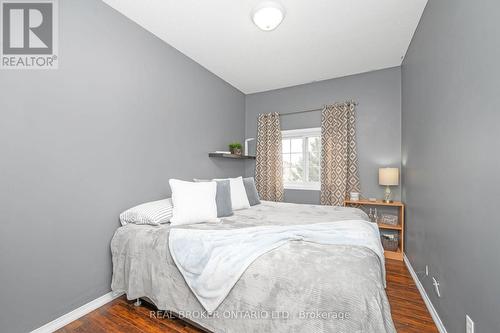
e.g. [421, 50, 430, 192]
[31, 291, 124, 333]
[403, 254, 447, 333]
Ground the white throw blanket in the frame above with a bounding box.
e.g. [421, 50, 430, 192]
[169, 220, 385, 313]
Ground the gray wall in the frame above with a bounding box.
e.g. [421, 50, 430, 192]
[402, 0, 500, 332]
[0, 1, 245, 332]
[245, 68, 402, 204]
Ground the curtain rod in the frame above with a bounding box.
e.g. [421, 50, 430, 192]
[279, 107, 323, 116]
[279, 101, 358, 116]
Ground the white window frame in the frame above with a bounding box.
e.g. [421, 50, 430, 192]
[281, 127, 321, 191]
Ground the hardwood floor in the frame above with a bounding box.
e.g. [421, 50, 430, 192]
[57, 259, 438, 333]
[385, 260, 438, 333]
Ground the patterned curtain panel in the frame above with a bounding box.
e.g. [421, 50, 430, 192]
[255, 113, 284, 202]
[320, 102, 361, 206]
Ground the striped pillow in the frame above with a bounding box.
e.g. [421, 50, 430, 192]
[119, 198, 173, 226]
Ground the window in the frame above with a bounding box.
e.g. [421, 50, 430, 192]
[282, 128, 321, 190]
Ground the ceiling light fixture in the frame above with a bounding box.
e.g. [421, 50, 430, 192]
[252, 1, 285, 31]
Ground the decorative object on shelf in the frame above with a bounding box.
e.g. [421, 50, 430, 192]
[244, 138, 255, 156]
[381, 233, 399, 252]
[229, 142, 242, 156]
[350, 192, 360, 201]
[367, 208, 380, 223]
[379, 167, 399, 203]
[380, 214, 398, 226]
[368, 197, 377, 202]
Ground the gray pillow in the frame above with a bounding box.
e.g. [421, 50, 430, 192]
[243, 177, 261, 206]
[214, 179, 233, 217]
[194, 179, 233, 217]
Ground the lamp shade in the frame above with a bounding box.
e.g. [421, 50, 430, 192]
[379, 168, 399, 186]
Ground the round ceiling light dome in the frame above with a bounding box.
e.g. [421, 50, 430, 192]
[252, 1, 285, 31]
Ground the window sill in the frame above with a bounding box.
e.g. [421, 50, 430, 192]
[284, 184, 320, 191]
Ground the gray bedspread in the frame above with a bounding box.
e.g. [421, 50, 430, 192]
[111, 201, 396, 333]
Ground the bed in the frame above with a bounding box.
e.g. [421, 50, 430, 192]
[111, 201, 396, 333]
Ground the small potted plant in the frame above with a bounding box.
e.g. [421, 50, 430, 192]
[229, 142, 242, 156]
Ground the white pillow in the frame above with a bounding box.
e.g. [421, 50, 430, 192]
[215, 176, 250, 211]
[119, 198, 173, 226]
[169, 179, 220, 225]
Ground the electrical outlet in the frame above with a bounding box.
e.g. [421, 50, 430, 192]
[425, 265, 429, 276]
[466, 315, 474, 333]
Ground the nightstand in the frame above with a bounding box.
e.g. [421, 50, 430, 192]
[344, 199, 405, 261]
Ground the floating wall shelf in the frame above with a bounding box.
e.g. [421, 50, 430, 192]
[208, 153, 256, 160]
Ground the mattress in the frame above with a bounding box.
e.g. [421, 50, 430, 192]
[111, 201, 396, 333]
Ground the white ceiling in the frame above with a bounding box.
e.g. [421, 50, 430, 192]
[103, 0, 427, 94]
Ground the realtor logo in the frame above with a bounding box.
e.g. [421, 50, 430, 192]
[1, 0, 58, 69]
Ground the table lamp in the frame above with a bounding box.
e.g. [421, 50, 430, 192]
[379, 168, 399, 203]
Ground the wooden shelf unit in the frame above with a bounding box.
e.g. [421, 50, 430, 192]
[384, 248, 403, 261]
[344, 199, 404, 207]
[344, 199, 405, 261]
[208, 153, 256, 160]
